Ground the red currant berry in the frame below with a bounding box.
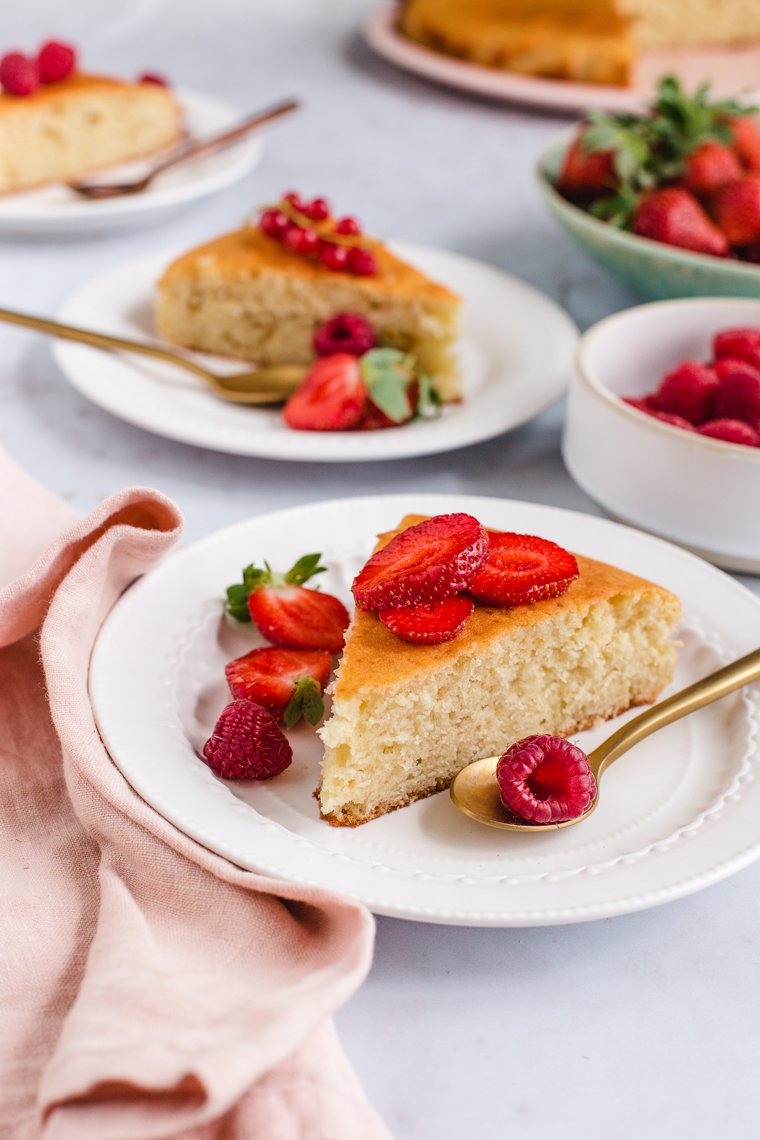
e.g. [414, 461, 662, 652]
[303, 196, 330, 221]
[283, 224, 306, 251]
[0, 52, 40, 96]
[138, 71, 169, 87]
[260, 209, 289, 239]
[293, 228, 320, 256]
[320, 242, 350, 272]
[335, 216, 361, 236]
[347, 246, 378, 276]
[283, 191, 307, 214]
[37, 40, 76, 84]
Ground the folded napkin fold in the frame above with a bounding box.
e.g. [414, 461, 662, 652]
[0, 449, 389, 1140]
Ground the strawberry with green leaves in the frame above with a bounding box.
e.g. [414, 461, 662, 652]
[283, 347, 441, 433]
[561, 75, 754, 233]
[226, 553, 349, 654]
[225, 646, 333, 727]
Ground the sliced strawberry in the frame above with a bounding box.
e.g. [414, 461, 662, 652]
[378, 596, 474, 645]
[225, 646, 332, 726]
[352, 513, 489, 612]
[283, 353, 367, 431]
[467, 532, 579, 607]
[633, 187, 728, 257]
[249, 586, 348, 654]
[225, 553, 349, 654]
[555, 130, 616, 196]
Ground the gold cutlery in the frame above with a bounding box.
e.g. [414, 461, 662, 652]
[67, 96, 299, 199]
[450, 646, 760, 831]
[0, 306, 305, 403]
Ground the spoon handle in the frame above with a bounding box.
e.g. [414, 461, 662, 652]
[589, 646, 760, 777]
[149, 96, 300, 177]
[0, 305, 215, 380]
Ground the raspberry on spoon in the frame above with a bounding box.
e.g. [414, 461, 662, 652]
[496, 735, 597, 824]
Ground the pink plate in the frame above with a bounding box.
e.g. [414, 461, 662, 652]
[364, 3, 760, 115]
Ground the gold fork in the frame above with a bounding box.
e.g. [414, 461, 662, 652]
[0, 306, 305, 404]
[67, 97, 300, 199]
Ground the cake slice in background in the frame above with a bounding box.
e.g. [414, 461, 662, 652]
[399, 0, 760, 87]
[155, 197, 462, 402]
[317, 514, 680, 827]
[0, 74, 182, 194]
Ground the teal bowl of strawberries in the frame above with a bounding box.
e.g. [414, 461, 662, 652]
[537, 76, 760, 301]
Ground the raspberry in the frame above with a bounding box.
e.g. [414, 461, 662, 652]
[642, 407, 696, 431]
[496, 735, 597, 825]
[652, 360, 719, 424]
[37, 40, 76, 84]
[698, 418, 760, 447]
[714, 358, 760, 428]
[622, 396, 653, 413]
[202, 699, 292, 780]
[313, 313, 376, 358]
[0, 52, 39, 96]
[713, 328, 760, 369]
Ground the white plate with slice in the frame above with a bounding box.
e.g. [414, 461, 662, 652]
[90, 493, 760, 927]
[53, 242, 577, 461]
[363, 3, 760, 115]
[0, 88, 265, 237]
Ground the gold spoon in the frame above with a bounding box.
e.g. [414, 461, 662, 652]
[67, 96, 300, 199]
[450, 646, 760, 832]
[0, 306, 305, 404]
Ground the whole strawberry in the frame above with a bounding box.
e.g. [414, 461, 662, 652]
[633, 187, 728, 257]
[202, 699, 292, 780]
[682, 141, 742, 196]
[225, 552, 349, 654]
[711, 176, 760, 247]
[555, 130, 616, 196]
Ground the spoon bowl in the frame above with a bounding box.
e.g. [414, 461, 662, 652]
[450, 645, 760, 832]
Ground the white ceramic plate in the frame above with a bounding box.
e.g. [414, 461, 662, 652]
[364, 4, 760, 115]
[90, 493, 760, 927]
[0, 89, 264, 237]
[53, 243, 577, 462]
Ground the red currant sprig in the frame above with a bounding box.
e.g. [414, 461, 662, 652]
[257, 193, 378, 277]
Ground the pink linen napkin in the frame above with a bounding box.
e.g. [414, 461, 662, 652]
[0, 448, 390, 1140]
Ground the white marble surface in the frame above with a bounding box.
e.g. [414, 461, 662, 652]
[2, 2, 759, 1138]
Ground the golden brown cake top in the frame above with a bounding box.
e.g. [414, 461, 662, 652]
[0, 72, 178, 110]
[402, 0, 629, 35]
[157, 225, 459, 305]
[334, 514, 679, 699]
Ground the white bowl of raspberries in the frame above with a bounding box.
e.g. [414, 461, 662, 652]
[564, 297, 760, 573]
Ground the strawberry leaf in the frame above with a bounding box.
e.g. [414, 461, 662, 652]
[415, 373, 443, 420]
[285, 553, 326, 587]
[225, 563, 270, 620]
[283, 676, 325, 728]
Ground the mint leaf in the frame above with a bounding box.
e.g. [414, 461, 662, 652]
[360, 348, 415, 424]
